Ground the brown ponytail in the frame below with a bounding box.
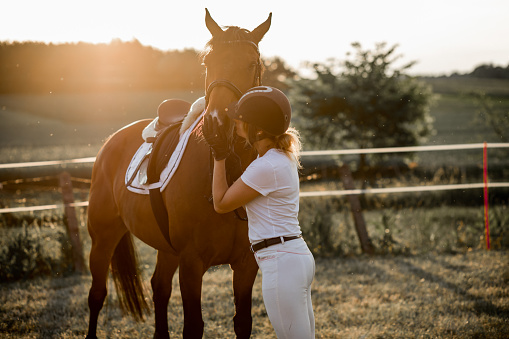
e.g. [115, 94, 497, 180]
[274, 127, 302, 169]
[241, 122, 302, 169]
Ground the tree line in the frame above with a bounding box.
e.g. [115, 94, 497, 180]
[452, 63, 509, 79]
[0, 40, 293, 94]
[0, 40, 204, 93]
[2, 40, 506, 94]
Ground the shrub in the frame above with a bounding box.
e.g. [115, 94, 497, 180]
[0, 222, 74, 282]
[299, 197, 361, 257]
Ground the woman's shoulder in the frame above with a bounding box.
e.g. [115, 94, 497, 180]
[259, 149, 297, 172]
[264, 148, 287, 160]
[247, 149, 284, 171]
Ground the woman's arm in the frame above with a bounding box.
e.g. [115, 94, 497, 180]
[212, 159, 260, 214]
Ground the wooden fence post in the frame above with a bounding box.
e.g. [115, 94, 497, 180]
[59, 171, 86, 273]
[339, 164, 375, 255]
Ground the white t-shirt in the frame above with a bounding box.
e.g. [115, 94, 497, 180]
[240, 148, 302, 243]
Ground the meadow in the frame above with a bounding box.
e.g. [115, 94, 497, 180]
[1, 77, 508, 337]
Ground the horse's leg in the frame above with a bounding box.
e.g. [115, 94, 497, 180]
[179, 255, 206, 339]
[151, 251, 179, 339]
[86, 218, 127, 339]
[231, 252, 259, 339]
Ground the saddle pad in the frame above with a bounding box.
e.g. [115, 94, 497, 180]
[125, 109, 205, 195]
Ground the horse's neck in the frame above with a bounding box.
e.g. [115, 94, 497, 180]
[239, 146, 257, 171]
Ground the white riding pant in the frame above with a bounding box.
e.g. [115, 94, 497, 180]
[254, 237, 315, 339]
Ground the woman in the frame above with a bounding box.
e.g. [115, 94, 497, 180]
[203, 86, 315, 338]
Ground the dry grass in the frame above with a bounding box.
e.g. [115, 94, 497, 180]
[1, 246, 507, 338]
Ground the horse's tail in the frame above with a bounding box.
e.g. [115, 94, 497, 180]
[110, 232, 151, 321]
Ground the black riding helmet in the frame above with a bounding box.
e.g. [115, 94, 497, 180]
[226, 86, 291, 137]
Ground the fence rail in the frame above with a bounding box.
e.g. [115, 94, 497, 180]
[1, 182, 507, 214]
[1, 142, 508, 215]
[1, 143, 508, 170]
[0, 201, 89, 214]
[300, 182, 509, 197]
[300, 142, 509, 156]
[0, 157, 96, 170]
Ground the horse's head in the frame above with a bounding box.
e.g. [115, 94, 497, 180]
[201, 9, 271, 173]
[202, 8, 271, 124]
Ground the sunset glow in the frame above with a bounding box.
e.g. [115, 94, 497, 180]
[2, 0, 508, 75]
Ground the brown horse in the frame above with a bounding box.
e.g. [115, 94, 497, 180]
[86, 9, 271, 339]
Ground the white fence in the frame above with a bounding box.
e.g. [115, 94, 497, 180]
[1, 142, 508, 213]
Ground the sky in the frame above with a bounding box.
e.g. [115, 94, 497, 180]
[2, 0, 508, 76]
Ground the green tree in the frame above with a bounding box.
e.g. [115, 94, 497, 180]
[289, 42, 435, 171]
[473, 92, 509, 142]
[262, 56, 298, 91]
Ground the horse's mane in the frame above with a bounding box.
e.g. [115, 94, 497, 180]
[180, 97, 206, 135]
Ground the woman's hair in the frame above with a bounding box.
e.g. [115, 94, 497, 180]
[242, 122, 302, 169]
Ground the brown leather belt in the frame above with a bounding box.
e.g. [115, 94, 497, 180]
[251, 235, 301, 252]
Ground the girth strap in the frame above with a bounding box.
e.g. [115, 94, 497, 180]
[147, 122, 182, 254]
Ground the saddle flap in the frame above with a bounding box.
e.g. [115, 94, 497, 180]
[157, 99, 192, 127]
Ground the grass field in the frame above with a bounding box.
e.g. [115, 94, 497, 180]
[0, 90, 202, 163]
[1, 238, 507, 338]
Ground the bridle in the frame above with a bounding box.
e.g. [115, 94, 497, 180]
[204, 39, 261, 222]
[204, 40, 262, 106]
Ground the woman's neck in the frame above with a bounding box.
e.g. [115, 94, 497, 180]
[254, 138, 275, 156]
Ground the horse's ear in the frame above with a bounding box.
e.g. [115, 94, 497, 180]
[250, 13, 272, 44]
[205, 8, 223, 37]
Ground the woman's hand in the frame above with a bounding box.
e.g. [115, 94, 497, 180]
[203, 114, 230, 160]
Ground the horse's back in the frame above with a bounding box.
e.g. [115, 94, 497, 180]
[96, 119, 150, 164]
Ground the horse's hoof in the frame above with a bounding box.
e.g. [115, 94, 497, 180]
[85, 335, 98, 339]
[153, 331, 170, 339]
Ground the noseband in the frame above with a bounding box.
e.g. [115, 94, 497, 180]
[205, 80, 244, 104]
[204, 40, 262, 106]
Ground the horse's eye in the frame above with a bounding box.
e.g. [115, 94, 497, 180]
[249, 62, 257, 70]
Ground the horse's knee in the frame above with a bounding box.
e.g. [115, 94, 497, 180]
[88, 286, 107, 311]
[151, 260, 177, 302]
[151, 275, 172, 302]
